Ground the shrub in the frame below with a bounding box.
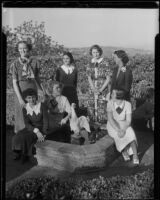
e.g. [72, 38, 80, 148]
[6, 168, 154, 200]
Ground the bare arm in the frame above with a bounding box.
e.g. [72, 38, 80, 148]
[13, 79, 25, 106]
[107, 111, 120, 132]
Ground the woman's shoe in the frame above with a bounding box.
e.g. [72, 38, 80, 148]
[13, 153, 21, 161]
[122, 152, 130, 161]
[133, 155, 139, 165]
[21, 155, 29, 164]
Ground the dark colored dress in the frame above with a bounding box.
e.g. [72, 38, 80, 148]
[12, 103, 48, 156]
[10, 57, 41, 133]
[56, 66, 79, 108]
[111, 66, 133, 101]
[86, 58, 112, 124]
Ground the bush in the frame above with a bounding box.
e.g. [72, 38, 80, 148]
[6, 168, 154, 200]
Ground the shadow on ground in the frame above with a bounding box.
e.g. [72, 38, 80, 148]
[6, 125, 37, 182]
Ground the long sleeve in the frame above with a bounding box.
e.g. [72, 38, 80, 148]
[41, 103, 49, 135]
[22, 108, 35, 132]
[125, 68, 133, 93]
[56, 68, 60, 82]
[74, 69, 78, 88]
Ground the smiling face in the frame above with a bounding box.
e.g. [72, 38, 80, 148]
[91, 48, 101, 60]
[52, 84, 61, 97]
[18, 42, 30, 58]
[25, 95, 37, 106]
[63, 55, 71, 66]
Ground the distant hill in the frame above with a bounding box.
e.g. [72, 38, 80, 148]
[68, 46, 153, 58]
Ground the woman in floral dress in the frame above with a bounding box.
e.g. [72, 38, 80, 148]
[10, 40, 44, 133]
[87, 45, 112, 124]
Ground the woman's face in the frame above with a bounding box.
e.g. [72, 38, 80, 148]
[63, 55, 71, 66]
[25, 95, 37, 106]
[18, 43, 30, 58]
[92, 48, 101, 60]
[52, 84, 61, 97]
[112, 53, 121, 66]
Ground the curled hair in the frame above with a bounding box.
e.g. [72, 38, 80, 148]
[16, 40, 32, 52]
[46, 80, 61, 95]
[63, 51, 74, 64]
[113, 50, 129, 65]
[89, 44, 103, 56]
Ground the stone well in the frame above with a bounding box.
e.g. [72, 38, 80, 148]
[34, 135, 119, 172]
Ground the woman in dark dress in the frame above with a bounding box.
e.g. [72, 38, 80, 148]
[111, 50, 133, 101]
[10, 40, 44, 133]
[12, 89, 48, 164]
[56, 52, 79, 113]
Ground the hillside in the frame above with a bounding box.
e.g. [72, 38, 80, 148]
[69, 46, 153, 58]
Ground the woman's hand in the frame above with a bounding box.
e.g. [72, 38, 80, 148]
[60, 118, 67, 126]
[117, 129, 126, 138]
[36, 131, 45, 142]
[19, 98, 26, 108]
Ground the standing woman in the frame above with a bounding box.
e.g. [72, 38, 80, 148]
[87, 44, 111, 123]
[111, 50, 133, 101]
[56, 52, 79, 113]
[10, 40, 44, 133]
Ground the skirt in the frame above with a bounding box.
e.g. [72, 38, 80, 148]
[12, 128, 38, 156]
[107, 122, 137, 152]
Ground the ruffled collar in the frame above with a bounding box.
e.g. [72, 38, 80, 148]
[25, 102, 41, 116]
[61, 65, 75, 74]
[91, 57, 103, 64]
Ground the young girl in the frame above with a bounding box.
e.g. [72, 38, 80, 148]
[107, 87, 139, 164]
[12, 89, 48, 164]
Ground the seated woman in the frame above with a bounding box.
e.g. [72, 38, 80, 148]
[106, 87, 139, 164]
[12, 88, 48, 164]
[132, 88, 154, 131]
[44, 81, 71, 143]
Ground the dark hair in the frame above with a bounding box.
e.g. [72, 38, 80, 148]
[112, 87, 126, 100]
[22, 88, 38, 100]
[89, 45, 103, 56]
[113, 50, 129, 65]
[16, 40, 32, 52]
[63, 51, 74, 64]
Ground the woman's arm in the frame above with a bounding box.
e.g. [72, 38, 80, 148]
[88, 76, 97, 92]
[107, 111, 120, 131]
[13, 79, 25, 106]
[125, 69, 133, 93]
[99, 76, 110, 93]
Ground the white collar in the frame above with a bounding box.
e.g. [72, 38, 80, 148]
[114, 101, 125, 110]
[25, 102, 41, 116]
[61, 65, 75, 74]
[91, 57, 103, 64]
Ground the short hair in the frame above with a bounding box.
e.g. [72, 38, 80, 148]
[63, 51, 74, 64]
[112, 86, 126, 100]
[89, 44, 103, 56]
[113, 50, 129, 65]
[22, 88, 38, 100]
[46, 80, 61, 95]
[16, 40, 32, 52]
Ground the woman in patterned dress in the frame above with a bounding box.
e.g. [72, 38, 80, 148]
[87, 45, 112, 123]
[10, 41, 44, 133]
[107, 87, 139, 164]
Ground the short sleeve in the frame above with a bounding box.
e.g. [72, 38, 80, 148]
[10, 62, 18, 80]
[125, 101, 132, 114]
[107, 100, 113, 112]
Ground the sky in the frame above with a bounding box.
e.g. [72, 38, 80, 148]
[2, 8, 159, 51]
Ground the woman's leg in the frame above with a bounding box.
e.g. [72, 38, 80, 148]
[130, 140, 139, 164]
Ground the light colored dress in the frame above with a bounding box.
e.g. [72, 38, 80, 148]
[106, 99, 137, 152]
